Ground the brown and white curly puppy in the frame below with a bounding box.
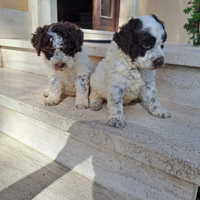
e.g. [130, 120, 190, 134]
[89, 15, 171, 128]
[31, 22, 93, 109]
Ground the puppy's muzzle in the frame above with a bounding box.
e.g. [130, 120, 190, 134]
[55, 62, 65, 70]
[153, 57, 164, 69]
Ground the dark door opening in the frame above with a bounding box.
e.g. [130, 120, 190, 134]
[57, 0, 120, 31]
[58, 0, 93, 29]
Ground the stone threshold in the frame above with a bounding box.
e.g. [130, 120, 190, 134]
[0, 67, 199, 188]
[0, 39, 200, 67]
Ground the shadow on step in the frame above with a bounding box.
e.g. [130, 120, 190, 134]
[0, 162, 71, 200]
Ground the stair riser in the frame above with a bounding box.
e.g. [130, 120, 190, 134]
[1, 47, 103, 74]
[156, 65, 200, 108]
[1, 47, 46, 75]
[0, 49, 2, 67]
[0, 105, 195, 200]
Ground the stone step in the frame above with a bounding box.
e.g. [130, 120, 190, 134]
[0, 67, 199, 200]
[0, 131, 124, 200]
[0, 40, 200, 108]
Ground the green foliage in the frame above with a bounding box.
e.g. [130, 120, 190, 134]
[183, 0, 200, 46]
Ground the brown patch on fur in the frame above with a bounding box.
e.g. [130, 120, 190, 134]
[31, 24, 51, 56]
[113, 18, 142, 56]
[31, 22, 83, 59]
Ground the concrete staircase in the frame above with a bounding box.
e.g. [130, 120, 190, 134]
[0, 41, 200, 200]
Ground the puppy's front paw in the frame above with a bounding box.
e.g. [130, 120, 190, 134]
[44, 96, 60, 106]
[75, 99, 89, 109]
[150, 106, 171, 118]
[107, 117, 126, 128]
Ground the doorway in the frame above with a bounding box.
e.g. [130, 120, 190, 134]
[57, 0, 120, 31]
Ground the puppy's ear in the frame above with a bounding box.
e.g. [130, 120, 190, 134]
[151, 14, 165, 29]
[151, 14, 167, 42]
[31, 27, 46, 56]
[113, 18, 142, 55]
[74, 29, 83, 52]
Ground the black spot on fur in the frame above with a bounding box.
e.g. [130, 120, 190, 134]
[31, 21, 83, 60]
[151, 106, 157, 112]
[146, 86, 151, 90]
[119, 88, 123, 96]
[161, 113, 165, 118]
[77, 75, 88, 94]
[117, 110, 122, 114]
[109, 86, 123, 105]
[151, 98, 156, 103]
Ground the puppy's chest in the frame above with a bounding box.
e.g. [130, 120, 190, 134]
[115, 67, 144, 93]
[118, 69, 144, 101]
[58, 70, 76, 95]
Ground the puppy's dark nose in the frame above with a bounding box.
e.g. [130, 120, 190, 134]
[153, 57, 164, 69]
[55, 62, 65, 68]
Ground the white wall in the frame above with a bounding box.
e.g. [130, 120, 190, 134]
[0, 8, 32, 39]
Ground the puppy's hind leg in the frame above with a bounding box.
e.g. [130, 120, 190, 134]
[89, 89, 104, 111]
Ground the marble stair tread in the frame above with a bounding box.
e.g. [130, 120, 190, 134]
[0, 67, 199, 186]
[0, 131, 124, 200]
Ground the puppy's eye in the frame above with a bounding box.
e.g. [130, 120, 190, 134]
[143, 44, 152, 49]
[43, 51, 54, 60]
[161, 44, 164, 49]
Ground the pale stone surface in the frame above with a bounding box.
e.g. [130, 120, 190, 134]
[0, 132, 124, 200]
[85, 42, 110, 57]
[156, 64, 200, 108]
[83, 29, 113, 41]
[88, 56, 104, 68]
[0, 8, 32, 39]
[85, 42, 200, 68]
[0, 68, 199, 190]
[0, 39, 33, 49]
[1, 48, 47, 75]
[164, 43, 200, 67]
[0, 106, 196, 200]
[0, 49, 3, 67]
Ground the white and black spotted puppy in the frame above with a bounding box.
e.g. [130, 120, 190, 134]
[89, 15, 171, 128]
[31, 22, 93, 109]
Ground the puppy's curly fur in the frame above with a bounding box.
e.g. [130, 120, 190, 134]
[31, 22, 93, 108]
[89, 15, 171, 128]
